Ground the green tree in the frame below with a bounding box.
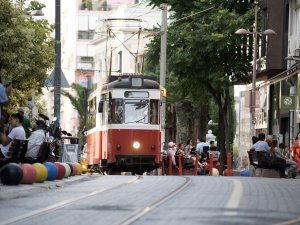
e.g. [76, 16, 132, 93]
[62, 83, 88, 139]
[82, 0, 92, 10]
[0, 0, 54, 112]
[146, 0, 254, 172]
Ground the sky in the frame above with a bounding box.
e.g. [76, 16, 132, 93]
[38, 0, 55, 22]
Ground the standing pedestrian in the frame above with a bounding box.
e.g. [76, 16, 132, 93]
[291, 131, 300, 172]
[0, 79, 9, 129]
[167, 142, 177, 167]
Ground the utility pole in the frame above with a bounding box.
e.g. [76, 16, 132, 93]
[251, 3, 258, 138]
[54, 0, 61, 125]
[160, 3, 167, 149]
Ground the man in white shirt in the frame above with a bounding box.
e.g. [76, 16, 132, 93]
[0, 112, 26, 158]
[196, 138, 209, 155]
[253, 133, 270, 152]
[25, 120, 46, 160]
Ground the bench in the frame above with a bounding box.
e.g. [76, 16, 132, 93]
[161, 154, 197, 175]
[0, 139, 28, 167]
[248, 149, 280, 178]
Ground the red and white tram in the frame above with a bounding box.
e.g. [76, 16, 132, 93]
[86, 75, 161, 173]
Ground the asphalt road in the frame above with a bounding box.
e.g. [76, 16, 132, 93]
[1, 174, 300, 225]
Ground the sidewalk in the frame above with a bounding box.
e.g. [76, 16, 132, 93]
[0, 173, 100, 199]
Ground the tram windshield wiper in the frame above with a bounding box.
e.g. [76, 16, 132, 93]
[134, 100, 147, 110]
[135, 115, 147, 123]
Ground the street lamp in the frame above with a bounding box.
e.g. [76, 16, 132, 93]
[235, 4, 276, 137]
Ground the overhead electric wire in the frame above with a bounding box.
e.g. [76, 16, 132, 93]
[172, 6, 215, 23]
[132, 9, 160, 19]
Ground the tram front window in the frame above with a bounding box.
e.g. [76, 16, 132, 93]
[124, 100, 149, 124]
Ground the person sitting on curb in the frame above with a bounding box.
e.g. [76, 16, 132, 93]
[24, 120, 46, 161]
[0, 113, 26, 159]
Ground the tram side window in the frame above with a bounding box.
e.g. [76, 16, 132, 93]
[87, 97, 96, 129]
[110, 99, 123, 124]
[108, 94, 112, 124]
[102, 94, 108, 125]
[150, 100, 159, 124]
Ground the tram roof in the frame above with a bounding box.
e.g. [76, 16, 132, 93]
[102, 75, 160, 91]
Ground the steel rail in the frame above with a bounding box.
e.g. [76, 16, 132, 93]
[117, 176, 191, 225]
[0, 176, 142, 225]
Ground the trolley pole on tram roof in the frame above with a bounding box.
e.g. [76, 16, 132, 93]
[160, 3, 167, 150]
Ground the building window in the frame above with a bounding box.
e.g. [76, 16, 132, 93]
[78, 30, 95, 40]
[296, 8, 300, 35]
[81, 56, 94, 62]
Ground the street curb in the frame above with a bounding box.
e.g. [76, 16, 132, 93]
[0, 173, 101, 199]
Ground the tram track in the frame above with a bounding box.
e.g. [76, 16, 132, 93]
[0, 176, 143, 225]
[1, 176, 190, 225]
[117, 176, 191, 225]
[2, 176, 300, 225]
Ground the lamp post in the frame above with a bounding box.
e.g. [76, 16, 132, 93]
[54, 0, 61, 125]
[235, 4, 275, 137]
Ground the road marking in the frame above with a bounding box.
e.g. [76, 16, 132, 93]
[224, 178, 243, 216]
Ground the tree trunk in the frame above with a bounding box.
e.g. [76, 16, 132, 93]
[174, 100, 209, 145]
[198, 103, 208, 140]
[218, 107, 226, 175]
[225, 86, 231, 169]
[175, 101, 192, 144]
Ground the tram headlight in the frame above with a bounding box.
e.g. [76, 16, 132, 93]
[116, 144, 121, 150]
[133, 141, 140, 149]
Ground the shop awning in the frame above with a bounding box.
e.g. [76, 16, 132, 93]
[257, 63, 300, 89]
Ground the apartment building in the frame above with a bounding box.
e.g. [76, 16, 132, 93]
[40, 0, 158, 136]
[234, 0, 289, 154]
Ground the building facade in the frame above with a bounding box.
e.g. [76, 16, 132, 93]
[234, 0, 290, 154]
[40, 0, 159, 136]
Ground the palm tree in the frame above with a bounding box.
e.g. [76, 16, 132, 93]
[62, 83, 88, 135]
